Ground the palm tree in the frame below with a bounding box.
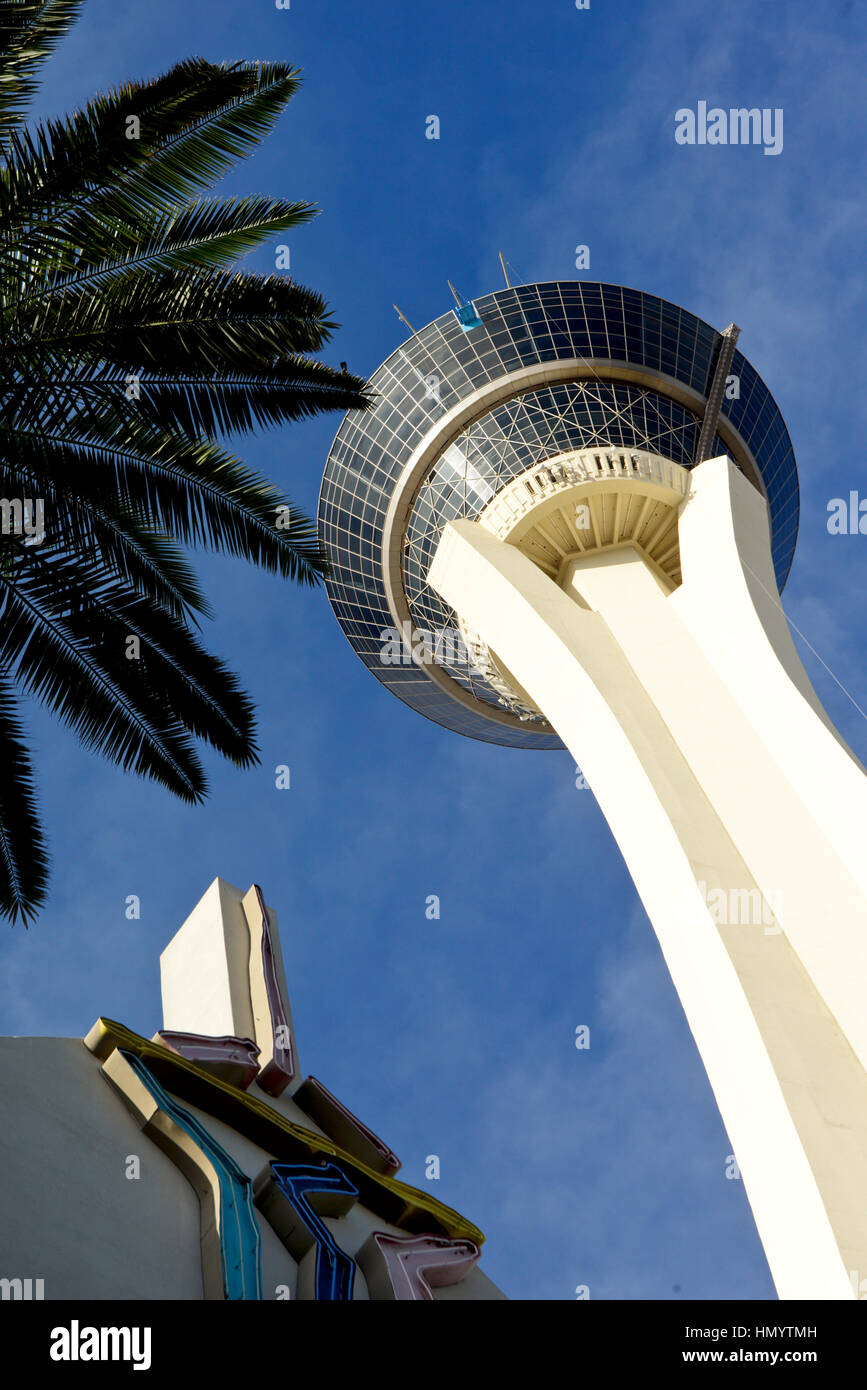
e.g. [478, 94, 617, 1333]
[0, 0, 370, 924]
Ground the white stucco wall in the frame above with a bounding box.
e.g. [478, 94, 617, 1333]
[0, 1038, 203, 1299]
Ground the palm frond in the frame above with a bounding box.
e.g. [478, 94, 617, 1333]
[0, 0, 82, 143]
[1, 411, 331, 583]
[15, 269, 338, 360]
[1, 442, 210, 618]
[0, 13, 372, 922]
[0, 673, 49, 924]
[16, 195, 318, 304]
[0, 58, 302, 243]
[0, 555, 208, 801]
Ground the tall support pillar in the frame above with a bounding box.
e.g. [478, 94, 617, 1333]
[428, 456, 867, 1300]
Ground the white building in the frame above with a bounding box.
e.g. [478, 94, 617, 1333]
[0, 878, 503, 1301]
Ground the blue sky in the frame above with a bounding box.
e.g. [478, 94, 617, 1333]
[2, 0, 866, 1300]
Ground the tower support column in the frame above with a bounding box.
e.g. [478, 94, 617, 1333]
[428, 456, 867, 1301]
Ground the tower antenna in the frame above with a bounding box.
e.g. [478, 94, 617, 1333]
[392, 303, 416, 334]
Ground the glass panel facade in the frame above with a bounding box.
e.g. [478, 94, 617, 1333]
[318, 282, 799, 748]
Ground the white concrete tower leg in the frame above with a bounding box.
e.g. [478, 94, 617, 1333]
[672, 456, 867, 898]
[560, 520, 867, 1086]
[428, 509, 867, 1301]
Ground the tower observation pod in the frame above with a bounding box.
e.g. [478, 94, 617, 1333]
[318, 281, 867, 1300]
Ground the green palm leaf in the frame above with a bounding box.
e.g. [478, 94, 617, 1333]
[0, 1, 371, 922]
[0, 674, 49, 924]
[0, 0, 83, 144]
